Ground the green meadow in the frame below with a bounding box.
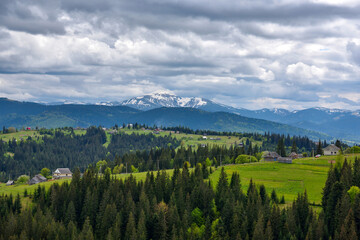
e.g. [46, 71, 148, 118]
[2, 154, 359, 205]
[119, 128, 260, 149]
[110, 154, 359, 205]
[1, 128, 359, 206]
[1, 128, 260, 150]
[0, 179, 71, 197]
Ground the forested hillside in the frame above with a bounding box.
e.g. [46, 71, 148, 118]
[0, 126, 343, 182]
[0, 127, 180, 181]
[1, 158, 360, 239]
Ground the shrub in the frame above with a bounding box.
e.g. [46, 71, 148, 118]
[131, 165, 139, 173]
[235, 155, 258, 164]
[40, 168, 51, 179]
[17, 175, 30, 184]
[8, 127, 16, 133]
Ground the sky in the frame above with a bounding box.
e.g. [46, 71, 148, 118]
[1, 0, 360, 110]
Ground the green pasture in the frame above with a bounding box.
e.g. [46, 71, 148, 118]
[209, 161, 328, 204]
[0, 130, 40, 142]
[1, 128, 262, 150]
[118, 128, 260, 149]
[0, 129, 86, 143]
[0, 179, 71, 197]
[113, 169, 177, 182]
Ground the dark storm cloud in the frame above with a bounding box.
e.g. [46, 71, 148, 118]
[0, 0, 65, 34]
[0, 0, 359, 110]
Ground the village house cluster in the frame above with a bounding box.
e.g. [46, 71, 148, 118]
[6, 168, 73, 186]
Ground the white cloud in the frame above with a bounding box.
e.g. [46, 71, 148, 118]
[286, 62, 327, 84]
[0, 0, 359, 110]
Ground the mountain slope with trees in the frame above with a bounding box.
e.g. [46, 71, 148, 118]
[0, 98, 330, 141]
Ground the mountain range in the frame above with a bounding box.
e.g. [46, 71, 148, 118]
[114, 93, 360, 142]
[1, 93, 359, 142]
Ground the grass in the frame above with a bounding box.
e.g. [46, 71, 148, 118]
[1, 128, 260, 151]
[1, 154, 353, 205]
[0, 129, 86, 143]
[0, 130, 41, 142]
[1, 128, 358, 206]
[112, 154, 358, 205]
[118, 128, 259, 150]
[113, 169, 177, 182]
[0, 179, 71, 197]
[209, 160, 328, 204]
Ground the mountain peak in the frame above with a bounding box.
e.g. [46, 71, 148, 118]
[120, 93, 209, 110]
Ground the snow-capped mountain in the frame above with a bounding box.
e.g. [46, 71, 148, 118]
[120, 92, 222, 111]
[117, 93, 360, 141]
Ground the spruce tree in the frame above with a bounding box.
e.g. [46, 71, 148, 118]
[80, 217, 94, 240]
[276, 138, 286, 157]
[291, 140, 297, 153]
[340, 158, 352, 190]
[264, 220, 273, 240]
[137, 210, 147, 240]
[316, 140, 323, 155]
[339, 209, 357, 240]
[125, 212, 137, 240]
[352, 157, 360, 187]
[252, 214, 264, 240]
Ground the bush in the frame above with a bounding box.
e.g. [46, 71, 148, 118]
[235, 155, 258, 164]
[345, 146, 360, 154]
[17, 175, 30, 184]
[8, 127, 16, 133]
[40, 168, 51, 179]
[131, 165, 139, 173]
[348, 186, 360, 202]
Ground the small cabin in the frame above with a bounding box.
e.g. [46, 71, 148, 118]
[278, 157, 293, 164]
[6, 180, 14, 186]
[263, 152, 280, 161]
[289, 152, 299, 159]
[53, 168, 73, 179]
[323, 144, 340, 156]
[29, 175, 47, 185]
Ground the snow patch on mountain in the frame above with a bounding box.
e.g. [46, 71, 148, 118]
[120, 93, 212, 110]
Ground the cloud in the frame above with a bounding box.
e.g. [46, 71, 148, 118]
[286, 62, 327, 84]
[0, 0, 360, 110]
[347, 41, 360, 66]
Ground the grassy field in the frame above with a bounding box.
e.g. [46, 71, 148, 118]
[1, 128, 358, 206]
[0, 128, 260, 150]
[119, 128, 260, 149]
[0, 179, 71, 197]
[1, 154, 358, 205]
[0, 129, 86, 143]
[0, 130, 40, 142]
[111, 157, 330, 204]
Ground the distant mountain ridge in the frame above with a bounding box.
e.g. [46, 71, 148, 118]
[1, 95, 360, 142]
[113, 93, 360, 142]
[0, 97, 329, 141]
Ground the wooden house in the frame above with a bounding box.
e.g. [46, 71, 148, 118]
[263, 152, 280, 161]
[29, 175, 47, 185]
[53, 168, 73, 179]
[278, 157, 292, 164]
[323, 144, 340, 156]
[6, 180, 14, 186]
